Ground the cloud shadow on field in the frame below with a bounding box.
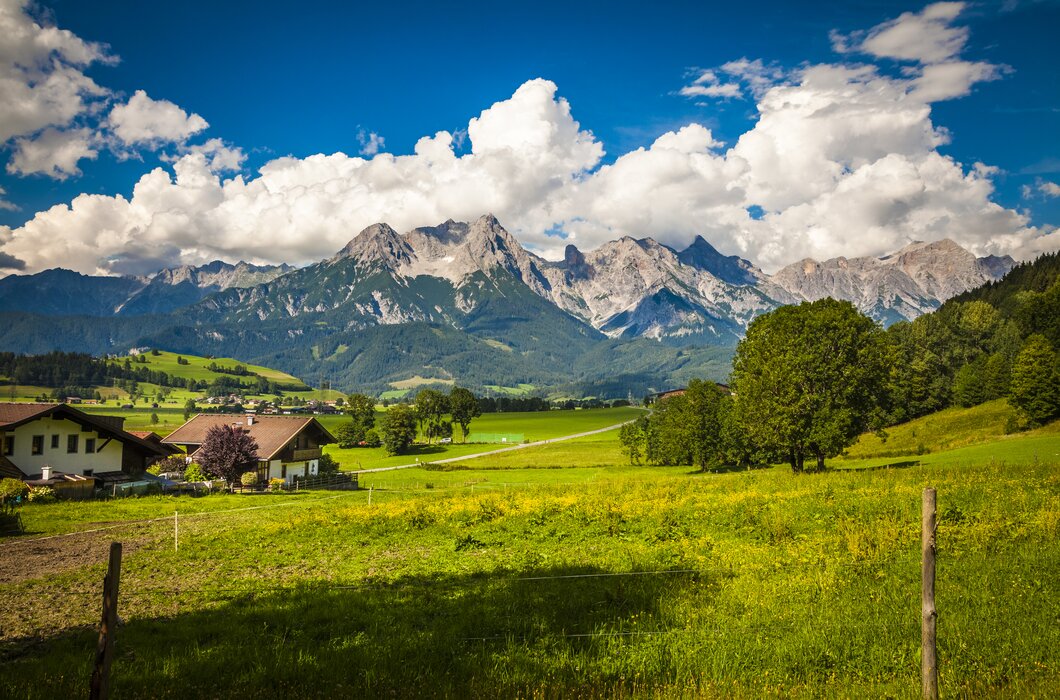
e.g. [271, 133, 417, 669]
[0, 564, 701, 698]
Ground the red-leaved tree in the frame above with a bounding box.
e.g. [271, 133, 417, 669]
[197, 424, 259, 483]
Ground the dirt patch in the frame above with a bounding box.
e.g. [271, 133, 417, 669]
[0, 528, 154, 586]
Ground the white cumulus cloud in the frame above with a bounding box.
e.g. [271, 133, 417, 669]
[7, 127, 98, 179]
[836, 2, 969, 64]
[108, 90, 209, 147]
[0, 0, 113, 143]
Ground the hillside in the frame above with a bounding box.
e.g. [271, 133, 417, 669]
[842, 399, 1059, 459]
[107, 350, 308, 389]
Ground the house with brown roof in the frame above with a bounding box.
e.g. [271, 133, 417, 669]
[162, 414, 336, 484]
[0, 403, 172, 489]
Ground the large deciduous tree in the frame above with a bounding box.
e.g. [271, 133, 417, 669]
[414, 389, 450, 444]
[197, 424, 259, 483]
[344, 393, 377, 440]
[448, 387, 481, 442]
[730, 299, 892, 473]
[379, 404, 418, 455]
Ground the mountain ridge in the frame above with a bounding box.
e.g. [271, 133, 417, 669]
[0, 215, 1017, 396]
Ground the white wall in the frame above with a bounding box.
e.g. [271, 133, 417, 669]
[4, 416, 124, 476]
[265, 459, 319, 484]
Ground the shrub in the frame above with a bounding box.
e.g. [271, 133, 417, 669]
[240, 471, 259, 487]
[26, 486, 57, 503]
[0, 478, 29, 502]
[317, 453, 339, 475]
[183, 463, 207, 482]
[151, 455, 189, 476]
[269, 477, 286, 492]
[363, 429, 382, 448]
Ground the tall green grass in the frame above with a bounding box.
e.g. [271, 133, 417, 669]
[1, 439, 1057, 697]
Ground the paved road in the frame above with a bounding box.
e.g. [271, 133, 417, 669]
[353, 413, 645, 474]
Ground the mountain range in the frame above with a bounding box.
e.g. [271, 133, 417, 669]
[0, 214, 1015, 396]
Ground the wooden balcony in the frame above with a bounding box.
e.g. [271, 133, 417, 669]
[290, 448, 322, 462]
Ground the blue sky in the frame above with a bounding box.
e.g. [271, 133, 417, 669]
[0, 0, 1057, 274]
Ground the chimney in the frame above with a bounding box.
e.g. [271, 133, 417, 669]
[41, 465, 52, 480]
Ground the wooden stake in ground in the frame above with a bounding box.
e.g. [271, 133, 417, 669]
[89, 541, 122, 700]
[922, 488, 938, 700]
[174, 510, 178, 552]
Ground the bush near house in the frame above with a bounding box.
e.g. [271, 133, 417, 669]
[0, 478, 28, 503]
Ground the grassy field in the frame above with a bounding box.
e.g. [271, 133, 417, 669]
[841, 399, 1051, 459]
[1, 406, 1058, 698]
[0, 350, 349, 413]
[319, 407, 645, 472]
[108, 350, 308, 388]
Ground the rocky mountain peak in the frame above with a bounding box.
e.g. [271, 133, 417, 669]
[332, 223, 412, 268]
[677, 235, 760, 286]
[563, 244, 585, 267]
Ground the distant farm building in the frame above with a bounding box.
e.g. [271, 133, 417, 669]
[645, 384, 731, 405]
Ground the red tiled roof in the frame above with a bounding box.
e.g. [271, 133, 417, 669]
[162, 415, 335, 461]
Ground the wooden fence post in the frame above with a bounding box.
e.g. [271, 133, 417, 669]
[89, 541, 122, 700]
[922, 488, 938, 700]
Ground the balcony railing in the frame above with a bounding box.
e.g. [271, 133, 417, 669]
[291, 448, 322, 462]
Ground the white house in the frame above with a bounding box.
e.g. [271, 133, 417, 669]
[0, 403, 172, 489]
[162, 414, 337, 484]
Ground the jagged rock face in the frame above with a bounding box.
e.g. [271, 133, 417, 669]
[0, 215, 1020, 340]
[677, 235, 760, 286]
[144, 260, 293, 290]
[771, 240, 1015, 323]
[331, 215, 552, 298]
[536, 236, 779, 343]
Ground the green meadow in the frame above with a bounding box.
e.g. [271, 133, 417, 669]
[105, 350, 308, 387]
[1, 402, 1057, 698]
[317, 406, 645, 472]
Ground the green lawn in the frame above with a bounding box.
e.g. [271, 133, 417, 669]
[1, 429, 1057, 698]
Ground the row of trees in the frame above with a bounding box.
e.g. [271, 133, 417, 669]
[333, 386, 484, 456]
[621, 295, 1060, 473]
[0, 350, 303, 397]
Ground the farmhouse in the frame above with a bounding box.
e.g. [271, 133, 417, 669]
[646, 383, 732, 405]
[162, 414, 336, 484]
[0, 403, 172, 490]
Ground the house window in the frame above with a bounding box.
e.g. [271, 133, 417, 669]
[85, 438, 96, 454]
[51, 434, 59, 449]
[67, 434, 79, 454]
[281, 463, 287, 478]
[3, 436, 13, 456]
[32, 435, 44, 455]
[83, 469, 93, 477]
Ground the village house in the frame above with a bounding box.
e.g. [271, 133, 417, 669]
[162, 414, 336, 484]
[0, 403, 172, 497]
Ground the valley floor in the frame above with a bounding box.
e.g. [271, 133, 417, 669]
[1, 420, 1057, 698]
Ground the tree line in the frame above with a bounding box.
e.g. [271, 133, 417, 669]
[0, 350, 304, 396]
[621, 257, 1060, 473]
[335, 387, 484, 456]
